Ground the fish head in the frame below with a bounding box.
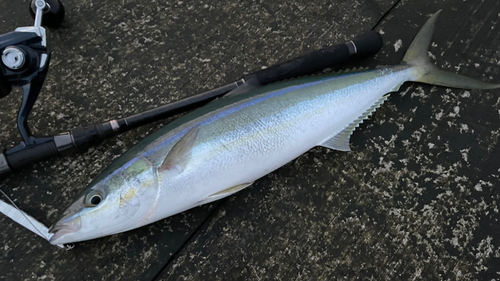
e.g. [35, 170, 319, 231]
[49, 157, 159, 244]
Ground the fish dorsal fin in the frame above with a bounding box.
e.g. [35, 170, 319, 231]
[319, 94, 390, 151]
[198, 182, 254, 206]
[335, 66, 370, 74]
[224, 78, 261, 97]
[159, 126, 200, 172]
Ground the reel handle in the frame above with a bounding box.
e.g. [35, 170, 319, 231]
[29, 0, 65, 29]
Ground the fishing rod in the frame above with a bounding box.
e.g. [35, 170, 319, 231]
[0, 0, 384, 176]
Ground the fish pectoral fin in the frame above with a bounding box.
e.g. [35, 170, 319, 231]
[159, 126, 200, 172]
[198, 182, 254, 206]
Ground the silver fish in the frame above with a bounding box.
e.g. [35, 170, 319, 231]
[49, 10, 499, 244]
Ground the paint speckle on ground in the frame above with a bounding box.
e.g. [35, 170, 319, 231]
[393, 39, 403, 52]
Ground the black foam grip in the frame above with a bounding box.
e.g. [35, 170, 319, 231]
[6, 141, 58, 170]
[71, 123, 115, 152]
[243, 43, 349, 85]
[243, 30, 383, 85]
[350, 30, 383, 57]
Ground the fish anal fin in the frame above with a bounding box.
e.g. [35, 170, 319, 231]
[390, 82, 404, 92]
[319, 94, 389, 151]
[159, 126, 200, 172]
[198, 182, 254, 206]
[321, 134, 351, 151]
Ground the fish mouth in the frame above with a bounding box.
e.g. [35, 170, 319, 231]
[48, 195, 86, 244]
[48, 213, 82, 244]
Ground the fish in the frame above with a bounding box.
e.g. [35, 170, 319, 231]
[48, 10, 499, 245]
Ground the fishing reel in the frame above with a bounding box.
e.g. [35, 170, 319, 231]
[0, 0, 64, 174]
[0, 0, 64, 97]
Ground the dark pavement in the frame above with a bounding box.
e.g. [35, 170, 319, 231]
[1, 0, 499, 280]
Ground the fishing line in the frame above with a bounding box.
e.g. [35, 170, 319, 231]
[0, 188, 67, 249]
[0, 188, 47, 239]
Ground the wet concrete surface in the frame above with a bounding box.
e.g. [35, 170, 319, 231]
[1, 0, 500, 280]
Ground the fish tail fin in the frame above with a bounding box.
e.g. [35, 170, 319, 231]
[403, 10, 500, 90]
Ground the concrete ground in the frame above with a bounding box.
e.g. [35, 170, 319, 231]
[0, 0, 499, 280]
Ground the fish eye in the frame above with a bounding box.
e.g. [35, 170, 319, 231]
[90, 195, 102, 205]
[85, 190, 104, 207]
